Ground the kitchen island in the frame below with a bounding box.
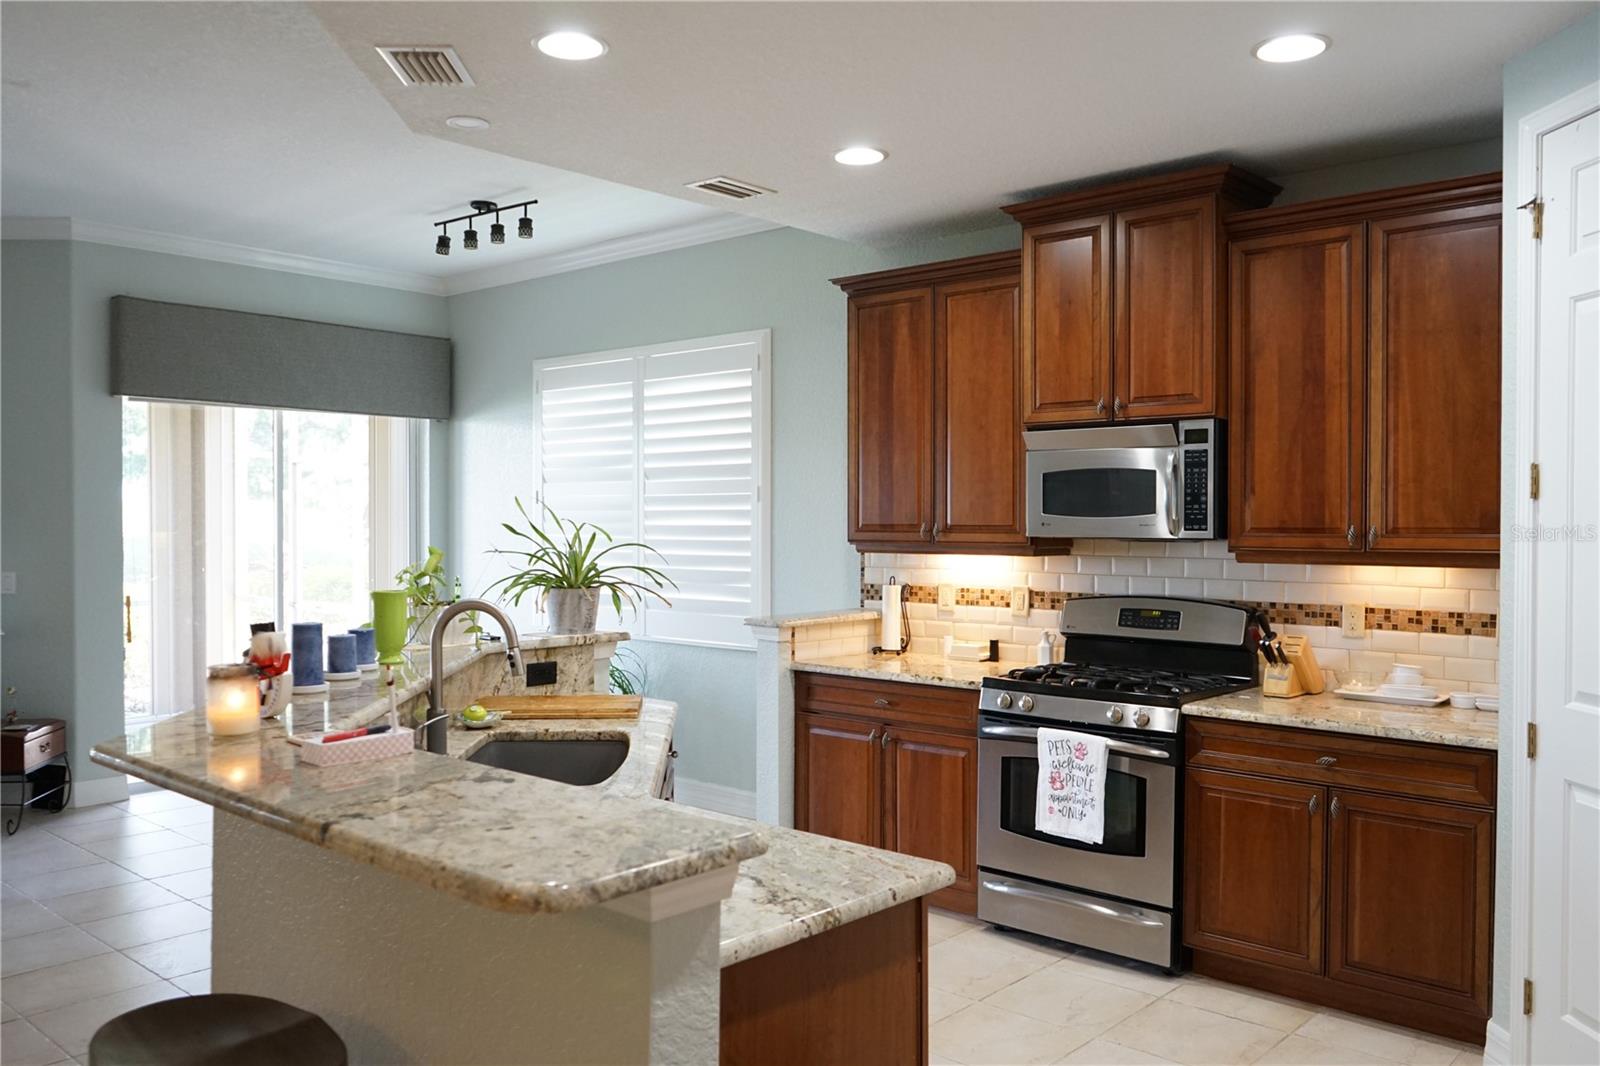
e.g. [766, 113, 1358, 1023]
[92, 638, 951, 1064]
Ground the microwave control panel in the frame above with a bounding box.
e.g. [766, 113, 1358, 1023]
[1177, 419, 1221, 537]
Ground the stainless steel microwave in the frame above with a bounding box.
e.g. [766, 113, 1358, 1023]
[1025, 419, 1223, 540]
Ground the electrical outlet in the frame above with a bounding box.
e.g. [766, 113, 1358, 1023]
[1010, 586, 1030, 618]
[0, 572, 14, 595]
[525, 660, 558, 687]
[937, 583, 956, 610]
[1342, 602, 1366, 638]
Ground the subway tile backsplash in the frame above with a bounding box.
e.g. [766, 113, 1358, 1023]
[860, 541, 1499, 691]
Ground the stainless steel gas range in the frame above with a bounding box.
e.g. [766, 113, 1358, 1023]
[977, 596, 1259, 971]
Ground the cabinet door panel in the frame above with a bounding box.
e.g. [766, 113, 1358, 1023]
[885, 726, 977, 908]
[1228, 225, 1366, 550]
[934, 273, 1027, 545]
[796, 712, 881, 848]
[1022, 215, 1112, 425]
[1184, 768, 1326, 972]
[849, 288, 933, 543]
[1328, 789, 1493, 1014]
[1368, 206, 1501, 552]
[1116, 197, 1218, 419]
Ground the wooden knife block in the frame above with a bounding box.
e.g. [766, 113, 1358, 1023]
[1260, 636, 1324, 699]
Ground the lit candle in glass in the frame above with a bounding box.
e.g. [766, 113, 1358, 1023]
[206, 664, 261, 737]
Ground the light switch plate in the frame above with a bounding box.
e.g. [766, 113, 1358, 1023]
[1342, 602, 1366, 638]
[1010, 586, 1030, 618]
[937, 583, 956, 610]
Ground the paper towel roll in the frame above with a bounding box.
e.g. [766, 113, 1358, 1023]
[881, 581, 903, 652]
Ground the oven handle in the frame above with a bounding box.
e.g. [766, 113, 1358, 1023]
[981, 878, 1167, 927]
[979, 723, 1171, 761]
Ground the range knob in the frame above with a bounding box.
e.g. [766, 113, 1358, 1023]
[1018, 695, 1035, 712]
[995, 693, 1013, 709]
[1105, 705, 1125, 724]
[1132, 709, 1151, 728]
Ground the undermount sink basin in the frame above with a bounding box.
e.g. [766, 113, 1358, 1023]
[466, 739, 629, 786]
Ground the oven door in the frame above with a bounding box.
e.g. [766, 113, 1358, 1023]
[978, 718, 1176, 908]
[1026, 445, 1181, 539]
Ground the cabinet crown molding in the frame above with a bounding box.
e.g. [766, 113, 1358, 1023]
[831, 250, 1020, 295]
[1002, 163, 1280, 225]
[1224, 172, 1502, 236]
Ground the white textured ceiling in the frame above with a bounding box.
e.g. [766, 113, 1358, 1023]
[314, 1, 1590, 243]
[0, 1, 743, 287]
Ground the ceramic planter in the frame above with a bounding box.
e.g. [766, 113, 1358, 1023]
[545, 588, 599, 634]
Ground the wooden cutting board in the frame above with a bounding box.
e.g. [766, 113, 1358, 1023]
[475, 694, 642, 719]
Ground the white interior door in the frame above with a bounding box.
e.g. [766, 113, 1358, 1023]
[1528, 104, 1600, 1066]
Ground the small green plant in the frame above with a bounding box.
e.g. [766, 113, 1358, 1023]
[395, 547, 453, 642]
[608, 646, 647, 695]
[487, 498, 675, 616]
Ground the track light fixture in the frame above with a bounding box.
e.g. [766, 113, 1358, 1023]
[433, 198, 538, 256]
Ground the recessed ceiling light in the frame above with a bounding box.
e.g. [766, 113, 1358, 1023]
[834, 146, 886, 167]
[536, 31, 607, 61]
[445, 115, 491, 130]
[1253, 34, 1329, 63]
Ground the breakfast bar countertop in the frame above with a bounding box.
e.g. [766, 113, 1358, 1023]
[91, 641, 768, 917]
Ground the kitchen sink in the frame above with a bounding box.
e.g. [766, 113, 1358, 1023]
[465, 739, 629, 786]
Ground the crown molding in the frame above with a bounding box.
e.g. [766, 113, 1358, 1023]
[439, 212, 783, 296]
[3, 212, 786, 298]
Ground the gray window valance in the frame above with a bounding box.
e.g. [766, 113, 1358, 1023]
[110, 296, 451, 420]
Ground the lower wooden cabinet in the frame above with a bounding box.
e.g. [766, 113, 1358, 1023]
[1184, 718, 1496, 1043]
[796, 675, 978, 914]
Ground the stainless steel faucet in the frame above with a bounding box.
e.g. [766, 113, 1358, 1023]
[425, 599, 524, 755]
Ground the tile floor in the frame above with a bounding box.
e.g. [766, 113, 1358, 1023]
[1, 787, 1488, 1066]
[926, 910, 1486, 1066]
[1, 786, 211, 1066]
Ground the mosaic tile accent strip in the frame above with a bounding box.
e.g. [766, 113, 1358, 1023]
[859, 583, 1497, 637]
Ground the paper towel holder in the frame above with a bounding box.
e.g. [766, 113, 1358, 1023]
[871, 576, 910, 656]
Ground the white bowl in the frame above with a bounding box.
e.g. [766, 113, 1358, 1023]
[1475, 696, 1500, 712]
[1449, 692, 1478, 709]
[456, 710, 502, 730]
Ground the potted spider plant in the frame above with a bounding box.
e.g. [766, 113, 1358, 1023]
[488, 499, 674, 634]
[395, 547, 455, 646]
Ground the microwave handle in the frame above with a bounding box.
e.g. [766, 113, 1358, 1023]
[1166, 450, 1180, 537]
[979, 723, 1171, 761]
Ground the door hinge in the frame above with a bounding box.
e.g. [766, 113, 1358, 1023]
[1519, 197, 1544, 241]
[1531, 462, 1541, 500]
[1523, 977, 1534, 1015]
[1528, 722, 1538, 759]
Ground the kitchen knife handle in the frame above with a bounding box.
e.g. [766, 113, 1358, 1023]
[1346, 525, 1356, 547]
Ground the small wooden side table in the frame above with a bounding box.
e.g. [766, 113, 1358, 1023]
[2, 716, 71, 834]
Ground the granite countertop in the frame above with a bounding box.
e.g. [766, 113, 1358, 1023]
[789, 653, 1498, 750]
[91, 640, 767, 916]
[446, 700, 678, 801]
[1184, 688, 1499, 750]
[744, 609, 879, 629]
[791, 652, 1032, 689]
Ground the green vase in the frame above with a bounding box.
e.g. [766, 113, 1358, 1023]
[371, 590, 410, 665]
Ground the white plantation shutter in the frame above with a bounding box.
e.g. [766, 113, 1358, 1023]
[533, 331, 769, 648]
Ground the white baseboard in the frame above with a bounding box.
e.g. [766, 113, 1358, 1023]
[673, 777, 757, 820]
[1483, 1019, 1511, 1066]
[72, 773, 131, 808]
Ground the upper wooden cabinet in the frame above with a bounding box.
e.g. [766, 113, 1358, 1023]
[836, 252, 1064, 552]
[1004, 165, 1280, 426]
[1227, 175, 1502, 563]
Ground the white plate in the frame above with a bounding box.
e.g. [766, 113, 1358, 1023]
[1333, 687, 1449, 707]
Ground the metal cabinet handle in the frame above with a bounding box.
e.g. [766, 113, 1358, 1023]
[1346, 525, 1357, 547]
[1330, 796, 1342, 818]
[872, 697, 891, 707]
[1308, 794, 1319, 815]
[880, 730, 890, 749]
[919, 521, 929, 539]
[866, 729, 878, 743]
[932, 522, 942, 540]
[1366, 526, 1377, 550]
[1095, 397, 1107, 416]
[1113, 397, 1126, 416]
[1315, 755, 1338, 767]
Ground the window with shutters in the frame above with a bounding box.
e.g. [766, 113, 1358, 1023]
[532, 330, 771, 648]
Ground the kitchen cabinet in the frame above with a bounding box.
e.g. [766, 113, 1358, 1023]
[836, 253, 1068, 553]
[1004, 165, 1279, 427]
[1226, 174, 1502, 564]
[1184, 716, 1496, 1042]
[795, 673, 979, 913]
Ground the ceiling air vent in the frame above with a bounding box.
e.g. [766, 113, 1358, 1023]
[686, 176, 774, 200]
[376, 46, 475, 87]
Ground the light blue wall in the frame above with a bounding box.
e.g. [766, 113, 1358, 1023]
[1270, 138, 1501, 204]
[0, 240, 448, 790]
[1494, 8, 1599, 1028]
[447, 225, 1019, 791]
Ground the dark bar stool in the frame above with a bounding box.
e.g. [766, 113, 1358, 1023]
[88, 993, 347, 1065]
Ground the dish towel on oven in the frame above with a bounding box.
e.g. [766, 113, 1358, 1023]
[1035, 727, 1108, 844]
